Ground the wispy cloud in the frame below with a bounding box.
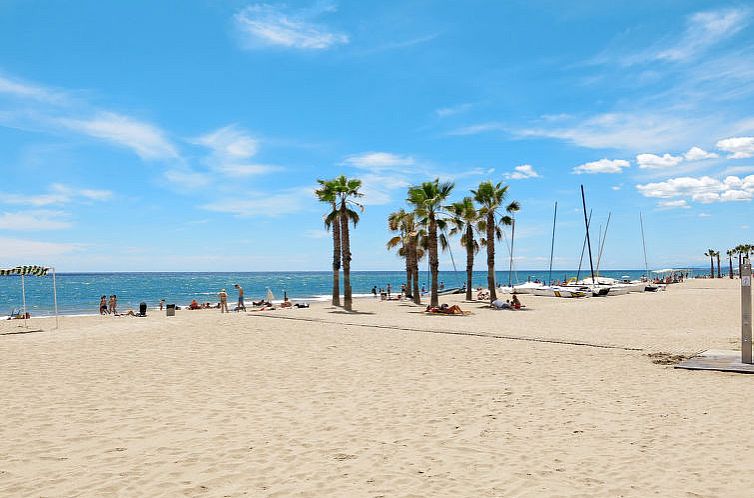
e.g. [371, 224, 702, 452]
[202, 187, 315, 217]
[0, 73, 69, 104]
[0, 184, 112, 207]
[341, 151, 415, 169]
[0, 210, 72, 230]
[593, 7, 751, 66]
[0, 237, 84, 259]
[59, 112, 178, 160]
[195, 125, 280, 177]
[447, 122, 505, 136]
[657, 200, 690, 209]
[234, 3, 348, 50]
[435, 103, 473, 118]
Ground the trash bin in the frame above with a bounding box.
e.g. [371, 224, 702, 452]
[166, 303, 176, 317]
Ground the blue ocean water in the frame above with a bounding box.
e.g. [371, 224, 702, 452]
[0, 270, 653, 317]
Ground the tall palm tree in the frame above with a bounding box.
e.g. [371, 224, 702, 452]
[387, 209, 425, 304]
[472, 181, 520, 301]
[704, 249, 715, 278]
[315, 180, 341, 306]
[330, 175, 363, 311]
[407, 179, 455, 307]
[727, 249, 734, 278]
[448, 197, 480, 301]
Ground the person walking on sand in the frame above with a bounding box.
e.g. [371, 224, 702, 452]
[99, 295, 109, 315]
[108, 295, 115, 314]
[234, 284, 246, 311]
[218, 289, 229, 313]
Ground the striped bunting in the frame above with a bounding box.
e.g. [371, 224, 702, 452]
[0, 265, 50, 276]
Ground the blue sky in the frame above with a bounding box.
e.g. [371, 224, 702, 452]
[1, 0, 754, 272]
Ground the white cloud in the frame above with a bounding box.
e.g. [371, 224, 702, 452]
[0, 210, 72, 230]
[504, 164, 540, 180]
[636, 152, 683, 169]
[657, 200, 690, 209]
[572, 158, 630, 175]
[611, 185, 622, 191]
[0, 237, 83, 259]
[304, 229, 329, 239]
[636, 174, 754, 204]
[202, 187, 315, 217]
[699, 212, 712, 217]
[234, 4, 348, 50]
[716, 136, 754, 158]
[435, 103, 473, 118]
[655, 8, 750, 63]
[0, 74, 67, 104]
[164, 169, 212, 190]
[60, 112, 178, 160]
[447, 122, 505, 136]
[195, 125, 279, 177]
[0, 184, 112, 207]
[684, 146, 718, 161]
[342, 151, 415, 169]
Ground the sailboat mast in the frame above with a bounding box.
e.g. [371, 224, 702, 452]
[580, 185, 596, 284]
[595, 212, 611, 275]
[548, 202, 557, 284]
[508, 217, 516, 287]
[576, 210, 592, 282]
[640, 212, 650, 280]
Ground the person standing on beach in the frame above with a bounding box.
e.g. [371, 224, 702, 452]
[108, 295, 115, 314]
[219, 289, 228, 313]
[234, 284, 245, 311]
[99, 295, 109, 315]
[387, 283, 392, 298]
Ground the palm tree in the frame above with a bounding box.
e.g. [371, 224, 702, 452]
[716, 250, 722, 278]
[387, 209, 425, 304]
[472, 181, 520, 301]
[315, 180, 341, 306]
[330, 175, 363, 311]
[704, 249, 715, 278]
[727, 249, 734, 278]
[407, 179, 454, 307]
[448, 197, 480, 301]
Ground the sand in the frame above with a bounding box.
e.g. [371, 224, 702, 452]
[1, 278, 752, 497]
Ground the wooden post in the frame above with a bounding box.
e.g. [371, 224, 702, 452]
[742, 259, 752, 364]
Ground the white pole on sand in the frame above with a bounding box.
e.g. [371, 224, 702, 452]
[52, 267, 59, 330]
[21, 273, 27, 329]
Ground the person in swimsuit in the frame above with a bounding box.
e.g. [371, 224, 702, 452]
[234, 284, 245, 311]
[219, 289, 228, 313]
[100, 295, 109, 315]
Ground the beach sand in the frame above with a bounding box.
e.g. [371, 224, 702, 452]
[1, 278, 752, 496]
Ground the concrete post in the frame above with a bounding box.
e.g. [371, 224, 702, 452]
[741, 259, 752, 364]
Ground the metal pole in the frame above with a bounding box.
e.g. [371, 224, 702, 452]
[21, 274, 27, 328]
[742, 259, 752, 364]
[548, 202, 557, 285]
[580, 185, 596, 284]
[52, 267, 59, 330]
[640, 212, 650, 281]
[507, 218, 516, 287]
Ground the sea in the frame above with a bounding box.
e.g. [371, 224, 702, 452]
[0, 270, 656, 317]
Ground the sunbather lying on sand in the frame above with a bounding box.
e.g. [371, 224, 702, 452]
[425, 303, 466, 315]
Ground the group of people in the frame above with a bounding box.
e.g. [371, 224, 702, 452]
[99, 295, 118, 315]
[491, 294, 522, 310]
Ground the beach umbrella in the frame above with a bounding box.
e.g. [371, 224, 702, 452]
[0, 265, 59, 329]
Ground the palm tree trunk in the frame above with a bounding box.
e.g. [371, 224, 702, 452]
[331, 211, 341, 306]
[429, 216, 439, 307]
[405, 250, 411, 298]
[717, 254, 721, 278]
[340, 207, 352, 311]
[486, 213, 496, 301]
[729, 254, 733, 278]
[710, 257, 714, 278]
[465, 225, 474, 301]
[411, 240, 421, 305]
